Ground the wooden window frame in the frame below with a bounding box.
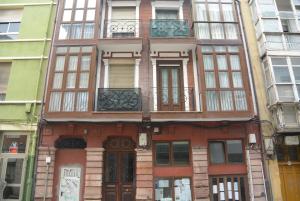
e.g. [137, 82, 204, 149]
[154, 177, 193, 201]
[276, 144, 300, 162]
[46, 46, 96, 113]
[199, 45, 250, 112]
[208, 139, 245, 165]
[209, 174, 249, 201]
[154, 141, 191, 167]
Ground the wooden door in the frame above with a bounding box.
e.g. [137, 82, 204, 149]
[103, 138, 135, 201]
[158, 64, 183, 111]
[279, 164, 300, 201]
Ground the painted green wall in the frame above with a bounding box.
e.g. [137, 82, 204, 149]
[0, 1, 56, 201]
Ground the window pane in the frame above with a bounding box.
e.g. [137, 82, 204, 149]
[196, 4, 207, 21]
[219, 72, 230, 88]
[76, 91, 88, 111]
[211, 23, 224, 39]
[220, 91, 233, 111]
[1, 135, 27, 153]
[5, 158, 24, 184]
[222, 4, 234, 22]
[52, 73, 63, 89]
[0, 63, 11, 93]
[62, 92, 75, 111]
[75, 9, 84, 21]
[49, 92, 62, 111]
[234, 90, 247, 111]
[122, 152, 134, 182]
[0, 23, 9, 33]
[3, 187, 20, 199]
[63, 10, 72, 21]
[71, 23, 82, 39]
[271, 58, 287, 65]
[209, 142, 225, 164]
[230, 55, 241, 70]
[59, 24, 71, 39]
[55, 56, 65, 71]
[274, 67, 291, 83]
[88, 0, 96, 8]
[83, 23, 94, 39]
[206, 91, 219, 111]
[68, 56, 78, 71]
[263, 19, 279, 32]
[232, 72, 243, 88]
[209, 4, 220, 21]
[283, 105, 297, 124]
[293, 67, 300, 82]
[155, 179, 172, 201]
[156, 143, 169, 165]
[8, 22, 20, 32]
[81, 56, 91, 70]
[277, 85, 294, 101]
[205, 72, 216, 88]
[227, 140, 243, 163]
[76, 0, 85, 8]
[105, 152, 117, 182]
[64, 0, 74, 8]
[217, 55, 228, 70]
[66, 73, 76, 88]
[79, 72, 89, 88]
[174, 178, 192, 201]
[86, 9, 95, 21]
[203, 55, 214, 70]
[173, 141, 189, 165]
[225, 23, 238, 39]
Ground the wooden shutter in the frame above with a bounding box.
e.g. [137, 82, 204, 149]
[109, 64, 134, 88]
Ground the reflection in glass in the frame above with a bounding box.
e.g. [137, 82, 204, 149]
[122, 153, 134, 182]
[173, 141, 189, 164]
[105, 153, 117, 182]
[156, 143, 169, 165]
[209, 142, 225, 163]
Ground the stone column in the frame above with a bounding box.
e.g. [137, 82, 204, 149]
[246, 149, 267, 201]
[136, 148, 153, 201]
[84, 148, 105, 201]
[34, 146, 56, 201]
[192, 147, 209, 201]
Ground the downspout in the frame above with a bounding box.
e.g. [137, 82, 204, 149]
[29, 0, 58, 200]
[235, 0, 273, 201]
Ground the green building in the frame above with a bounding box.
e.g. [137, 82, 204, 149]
[0, 0, 56, 200]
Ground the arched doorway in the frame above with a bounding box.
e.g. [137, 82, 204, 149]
[103, 137, 136, 201]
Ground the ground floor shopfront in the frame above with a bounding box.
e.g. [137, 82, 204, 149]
[34, 121, 267, 201]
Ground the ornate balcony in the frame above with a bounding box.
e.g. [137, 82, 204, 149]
[104, 19, 141, 38]
[150, 19, 190, 38]
[96, 88, 142, 111]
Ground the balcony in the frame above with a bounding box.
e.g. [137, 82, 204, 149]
[99, 19, 142, 53]
[149, 19, 195, 53]
[150, 19, 190, 38]
[96, 88, 142, 111]
[262, 33, 300, 53]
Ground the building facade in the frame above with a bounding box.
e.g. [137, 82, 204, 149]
[35, 0, 267, 201]
[0, 0, 56, 200]
[248, 0, 300, 201]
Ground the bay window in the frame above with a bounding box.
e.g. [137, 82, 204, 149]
[201, 46, 248, 112]
[59, 0, 96, 40]
[48, 46, 94, 112]
[194, 0, 238, 40]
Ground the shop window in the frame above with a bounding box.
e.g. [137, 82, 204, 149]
[155, 141, 190, 165]
[0, 133, 28, 200]
[155, 177, 192, 201]
[210, 175, 247, 201]
[209, 140, 243, 164]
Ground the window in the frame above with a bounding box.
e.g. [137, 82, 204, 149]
[201, 46, 248, 112]
[156, 10, 179, 19]
[276, 144, 300, 162]
[48, 46, 94, 112]
[108, 62, 135, 88]
[194, 0, 238, 40]
[0, 63, 11, 101]
[0, 9, 22, 40]
[210, 175, 247, 201]
[209, 140, 243, 164]
[155, 178, 192, 201]
[155, 141, 190, 165]
[0, 133, 28, 200]
[59, 0, 96, 40]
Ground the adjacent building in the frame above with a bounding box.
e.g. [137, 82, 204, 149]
[34, 0, 267, 201]
[248, 0, 300, 201]
[0, 0, 56, 200]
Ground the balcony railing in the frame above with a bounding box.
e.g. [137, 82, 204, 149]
[151, 87, 195, 111]
[104, 19, 141, 38]
[193, 21, 240, 40]
[150, 19, 190, 37]
[96, 88, 142, 111]
[264, 33, 300, 51]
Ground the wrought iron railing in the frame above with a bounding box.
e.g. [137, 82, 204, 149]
[104, 19, 141, 38]
[96, 88, 142, 111]
[150, 87, 195, 111]
[192, 21, 240, 40]
[150, 19, 190, 37]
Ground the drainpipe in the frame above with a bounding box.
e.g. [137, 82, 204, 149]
[29, 0, 59, 200]
[235, 0, 273, 201]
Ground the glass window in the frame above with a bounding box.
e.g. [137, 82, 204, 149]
[209, 142, 225, 164]
[173, 141, 189, 165]
[263, 19, 280, 32]
[1, 134, 27, 153]
[65, 0, 74, 8]
[273, 67, 291, 83]
[156, 143, 170, 165]
[155, 178, 192, 201]
[227, 140, 243, 163]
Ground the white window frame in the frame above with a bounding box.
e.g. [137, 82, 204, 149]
[151, 0, 184, 20]
[0, 22, 20, 40]
[0, 132, 29, 201]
